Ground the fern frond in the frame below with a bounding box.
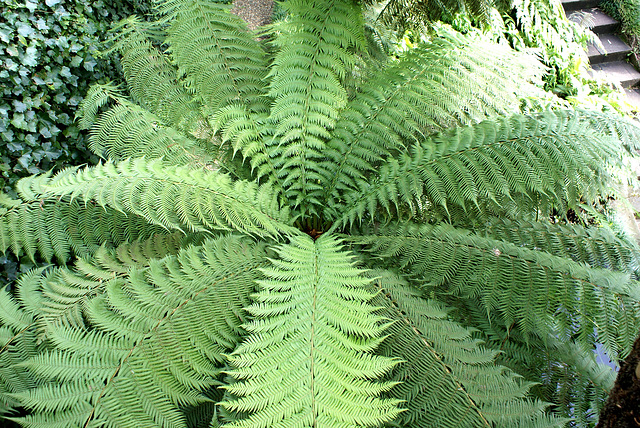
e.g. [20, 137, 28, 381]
[367, 270, 563, 427]
[252, 0, 365, 213]
[109, 16, 203, 132]
[319, 28, 544, 203]
[482, 218, 640, 279]
[0, 191, 167, 263]
[88, 100, 215, 167]
[160, 0, 269, 117]
[461, 303, 615, 425]
[221, 234, 402, 428]
[574, 108, 640, 153]
[13, 235, 266, 428]
[328, 110, 622, 227]
[14, 233, 206, 330]
[0, 274, 42, 417]
[36, 158, 298, 239]
[75, 82, 125, 130]
[349, 222, 640, 359]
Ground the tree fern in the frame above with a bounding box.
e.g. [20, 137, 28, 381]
[2, 0, 640, 426]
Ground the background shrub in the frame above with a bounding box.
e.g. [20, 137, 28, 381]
[0, 0, 150, 283]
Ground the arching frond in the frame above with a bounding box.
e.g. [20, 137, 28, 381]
[252, 0, 366, 213]
[221, 235, 402, 427]
[160, 0, 269, 117]
[482, 218, 640, 278]
[36, 158, 298, 239]
[368, 270, 564, 427]
[0, 273, 42, 418]
[349, 222, 640, 359]
[109, 16, 204, 132]
[88, 101, 215, 167]
[460, 303, 616, 425]
[319, 28, 544, 204]
[574, 108, 640, 153]
[328, 111, 622, 228]
[12, 236, 266, 428]
[0, 192, 168, 264]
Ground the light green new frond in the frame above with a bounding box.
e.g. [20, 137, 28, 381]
[329, 111, 621, 227]
[367, 270, 563, 428]
[0, 192, 167, 263]
[319, 28, 544, 203]
[110, 16, 203, 132]
[39, 158, 298, 238]
[482, 218, 640, 279]
[255, 0, 365, 212]
[350, 222, 640, 359]
[161, 0, 269, 118]
[222, 234, 402, 428]
[14, 235, 266, 428]
[89, 101, 215, 167]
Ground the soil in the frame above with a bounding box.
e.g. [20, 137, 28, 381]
[597, 333, 640, 427]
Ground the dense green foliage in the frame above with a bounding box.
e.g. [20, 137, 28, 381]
[1, 0, 640, 427]
[0, 0, 152, 282]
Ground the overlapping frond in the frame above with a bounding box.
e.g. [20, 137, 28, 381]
[350, 222, 640, 358]
[109, 16, 204, 132]
[482, 218, 640, 278]
[221, 235, 401, 428]
[0, 190, 167, 264]
[368, 270, 563, 427]
[574, 108, 640, 153]
[12, 233, 207, 331]
[160, 0, 269, 118]
[35, 158, 297, 239]
[461, 304, 616, 425]
[12, 235, 266, 428]
[88, 100, 216, 167]
[0, 274, 42, 418]
[251, 0, 365, 213]
[319, 28, 544, 203]
[328, 110, 622, 227]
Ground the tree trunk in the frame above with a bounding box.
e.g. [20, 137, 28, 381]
[231, 0, 274, 31]
[597, 333, 640, 427]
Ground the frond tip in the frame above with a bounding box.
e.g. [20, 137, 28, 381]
[222, 234, 402, 428]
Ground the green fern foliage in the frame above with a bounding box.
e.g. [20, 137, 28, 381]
[351, 222, 640, 358]
[160, 0, 269, 118]
[254, 0, 366, 211]
[369, 270, 564, 427]
[329, 110, 621, 227]
[2, 0, 640, 426]
[12, 235, 266, 428]
[38, 158, 297, 238]
[222, 235, 402, 427]
[319, 28, 543, 205]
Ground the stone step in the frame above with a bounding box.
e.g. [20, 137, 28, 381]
[588, 34, 631, 64]
[590, 61, 640, 88]
[625, 88, 640, 111]
[561, 0, 599, 12]
[568, 7, 619, 33]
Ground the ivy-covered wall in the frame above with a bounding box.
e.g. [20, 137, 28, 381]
[0, 0, 150, 282]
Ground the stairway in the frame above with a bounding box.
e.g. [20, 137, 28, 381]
[562, 0, 640, 108]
